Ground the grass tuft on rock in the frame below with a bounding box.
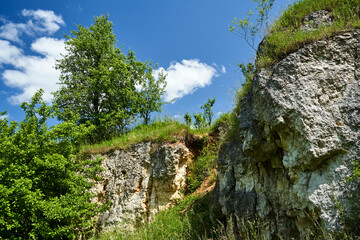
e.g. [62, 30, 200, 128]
[257, 0, 360, 68]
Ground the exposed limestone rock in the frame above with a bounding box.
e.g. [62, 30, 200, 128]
[300, 10, 334, 32]
[91, 142, 190, 230]
[217, 31, 360, 238]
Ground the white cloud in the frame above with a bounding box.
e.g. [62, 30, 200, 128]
[0, 9, 64, 43]
[221, 65, 226, 74]
[0, 9, 66, 104]
[157, 59, 218, 102]
[0, 113, 9, 120]
[1, 37, 65, 104]
[0, 40, 23, 65]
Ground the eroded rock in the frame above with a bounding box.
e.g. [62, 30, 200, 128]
[91, 142, 190, 231]
[217, 31, 360, 238]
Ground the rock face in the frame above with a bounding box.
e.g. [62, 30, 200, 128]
[217, 31, 360, 238]
[92, 142, 190, 230]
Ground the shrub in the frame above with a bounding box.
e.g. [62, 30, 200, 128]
[0, 90, 106, 239]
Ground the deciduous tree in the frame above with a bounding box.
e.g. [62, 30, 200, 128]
[138, 67, 167, 125]
[54, 15, 154, 141]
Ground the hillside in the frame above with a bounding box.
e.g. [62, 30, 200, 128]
[94, 1, 360, 239]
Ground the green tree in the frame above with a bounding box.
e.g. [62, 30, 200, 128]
[184, 112, 192, 126]
[138, 67, 167, 125]
[201, 98, 216, 126]
[53, 15, 150, 141]
[0, 90, 106, 239]
[193, 113, 206, 129]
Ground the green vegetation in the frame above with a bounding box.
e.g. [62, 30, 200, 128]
[229, 0, 275, 50]
[138, 70, 167, 125]
[3, 1, 360, 239]
[231, 0, 360, 69]
[186, 98, 216, 130]
[81, 118, 201, 154]
[0, 90, 107, 239]
[222, 62, 255, 143]
[184, 112, 192, 126]
[201, 98, 216, 126]
[186, 137, 219, 194]
[94, 195, 200, 240]
[193, 113, 206, 130]
[258, 0, 360, 68]
[54, 15, 167, 142]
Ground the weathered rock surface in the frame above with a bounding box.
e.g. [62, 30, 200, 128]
[217, 31, 360, 238]
[300, 10, 334, 32]
[92, 142, 190, 230]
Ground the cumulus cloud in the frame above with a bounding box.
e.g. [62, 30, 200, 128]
[156, 59, 218, 102]
[1, 37, 65, 104]
[0, 9, 64, 44]
[221, 65, 226, 74]
[0, 9, 66, 104]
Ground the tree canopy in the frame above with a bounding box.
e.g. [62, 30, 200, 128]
[53, 15, 166, 141]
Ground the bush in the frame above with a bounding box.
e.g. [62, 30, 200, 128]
[0, 90, 107, 239]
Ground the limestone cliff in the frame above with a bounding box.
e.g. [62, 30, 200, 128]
[216, 30, 360, 238]
[91, 142, 191, 230]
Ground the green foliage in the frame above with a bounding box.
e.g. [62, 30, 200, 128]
[93, 195, 200, 240]
[257, 0, 360, 68]
[184, 112, 192, 126]
[223, 62, 255, 143]
[210, 112, 231, 133]
[201, 98, 216, 126]
[229, 0, 275, 50]
[238, 62, 255, 99]
[54, 15, 166, 142]
[81, 118, 194, 154]
[138, 67, 167, 125]
[193, 113, 206, 129]
[0, 90, 106, 239]
[186, 138, 219, 194]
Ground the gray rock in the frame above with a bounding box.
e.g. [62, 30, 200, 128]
[91, 142, 190, 231]
[300, 10, 334, 32]
[216, 31, 360, 238]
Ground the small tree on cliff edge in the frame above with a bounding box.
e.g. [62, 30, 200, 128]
[201, 98, 216, 126]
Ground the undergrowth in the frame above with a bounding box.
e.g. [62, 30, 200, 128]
[186, 139, 219, 194]
[93, 194, 207, 240]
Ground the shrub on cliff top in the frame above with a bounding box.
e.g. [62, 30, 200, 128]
[258, 0, 360, 67]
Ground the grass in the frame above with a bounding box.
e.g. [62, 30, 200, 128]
[93, 195, 201, 240]
[186, 139, 219, 194]
[257, 0, 360, 68]
[225, 0, 360, 143]
[80, 118, 209, 155]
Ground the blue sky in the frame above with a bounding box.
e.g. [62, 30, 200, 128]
[0, 0, 293, 123]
